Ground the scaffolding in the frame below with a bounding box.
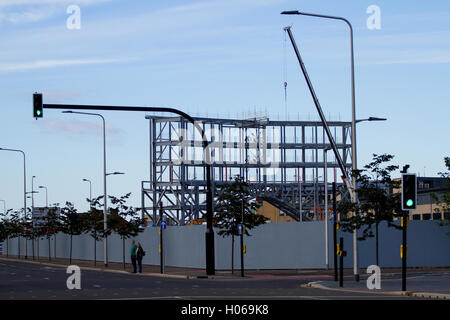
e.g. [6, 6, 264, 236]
[141, 115, 353, 225]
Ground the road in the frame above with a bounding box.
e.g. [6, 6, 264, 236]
[0, 259, 418, 300]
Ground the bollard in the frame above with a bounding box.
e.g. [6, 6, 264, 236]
[160, 202, 164, 274]
[339, 237, 345, 287]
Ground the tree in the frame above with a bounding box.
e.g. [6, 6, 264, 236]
[0, 209, 16, 257]
[432, 157, 450, 235]
[214, 176, 268, 274]
[107, 193, 146, 269]
[21, 208, 36, 260]
[81, 196, 110, 266]
[41, 207, 61, 261]
[338, 154, 402, 266]
[9, 209, 25, 259]
[60, 202, 84, 264]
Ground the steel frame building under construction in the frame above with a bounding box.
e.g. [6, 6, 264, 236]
[141, 115, 353, 225]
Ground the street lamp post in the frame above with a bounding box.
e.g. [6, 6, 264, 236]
[82, 179, 92, 209]
[281, 9, 359, 281]
[38, 186, 48, 207]
[32, 176, 36, 207]
[0, 148, 27, 258]
[63, 111, 108, 267]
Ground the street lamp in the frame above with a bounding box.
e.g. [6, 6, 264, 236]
[355, 117, 387, 124]
[281, 9, 360, 281]
[82, 179, 92, 208]
[0, 148, 27, 258]
[62, 110, 108, 267]
[32, 176, 36, 210]
[106, 172, 125, 176]
[38, 186, 48, 208]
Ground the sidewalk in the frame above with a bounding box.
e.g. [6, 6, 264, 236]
[304, 269, 450, 300]
[1, 255, 449, 299]
[0, 255, 336, 279]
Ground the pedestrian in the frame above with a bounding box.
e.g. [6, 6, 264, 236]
[136, 242, 146, 273]
[130, 240, 137, 273]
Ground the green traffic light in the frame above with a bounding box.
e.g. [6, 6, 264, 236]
[36, 110, 41, 116]
[406, 199, 414, 207]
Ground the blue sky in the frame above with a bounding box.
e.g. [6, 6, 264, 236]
[0, 0, 449, 213]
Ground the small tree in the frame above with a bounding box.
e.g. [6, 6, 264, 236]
[338, 154, 402, 266]
[60, 202, 84, 264]
[81, 196, 110, 266]
[8, 210, 24, 258]
[0, 209, 16, 257]
[21, 208, 35, 260]
[214, 176, 268, 273]
[41, 207, 61, 261]
[107, 193, 146, 269]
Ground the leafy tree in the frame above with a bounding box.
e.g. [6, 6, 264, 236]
[107, 193, 146, 269]
[0, 209, 16, 256]
[41, 207, 61, 261]
[214, 176, 268, 273]
[33, 217, 46, 260]
[338, 154, 402, 265]
[432, 157, 450, 235]
[81, 196, 110, 266]
[60, 202, 84, 264]
[8, 210, 25, 258]
[21, 208, 35, 260]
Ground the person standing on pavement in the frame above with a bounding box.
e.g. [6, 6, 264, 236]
[136, 242, 145, 274]
[130, 240, 137, 273]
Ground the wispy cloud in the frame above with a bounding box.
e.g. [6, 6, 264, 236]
[0, 0, 111, 7]
[0, 7, 58, 23]
[358, 30, 450, 66]
[0, 57, 136, 72]
[0, 0, 111, 24]
[40, 119, 121, 136]
[374, 54, 450, 65]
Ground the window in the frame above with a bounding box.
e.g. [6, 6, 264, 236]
[433, 212, 442, 220]
[412, 214, 421, 220]
[422, 214, 431, 220]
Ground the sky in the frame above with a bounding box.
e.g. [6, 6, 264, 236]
[0, 0, 449, 213]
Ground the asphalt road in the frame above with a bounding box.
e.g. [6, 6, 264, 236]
[0, 260, 419, 300]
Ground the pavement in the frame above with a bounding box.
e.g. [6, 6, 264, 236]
[1, 255, 450, 299]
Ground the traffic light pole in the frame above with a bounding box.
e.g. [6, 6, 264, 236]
[34, 94, 216, 275]
[402, 212, 407, 292]
[400, 164, 412, 292]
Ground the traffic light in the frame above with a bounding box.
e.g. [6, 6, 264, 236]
[33, 93, 43, 118]
[402, 173, 417, 210]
